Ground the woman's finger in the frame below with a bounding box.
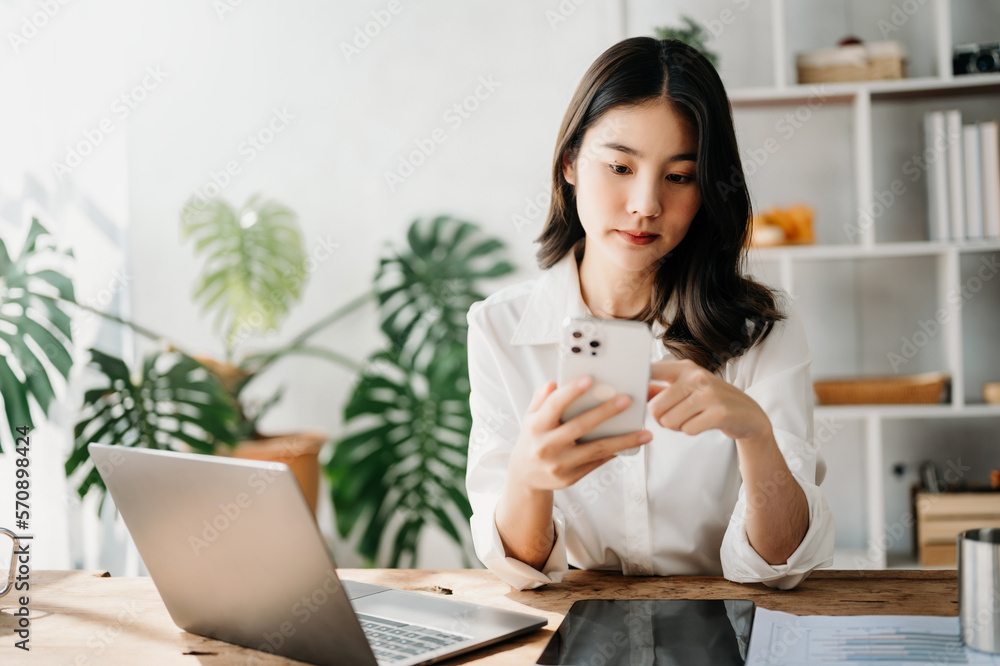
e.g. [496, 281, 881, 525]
[567, 455, 616, 483]
[550, 392, 634, 443]
[654, 391, 706, 431]
[534, 375, 595, 429]
[649, 360, 686, 383]
[563, 429, 653, 468]
[647, 381, 670, 402]
[671, 409, 717, 436]
[527, 381, 557, 413]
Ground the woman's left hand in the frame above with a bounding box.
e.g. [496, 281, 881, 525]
[647, 359, 771, 441]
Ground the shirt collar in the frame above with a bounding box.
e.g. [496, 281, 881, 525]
[509, 239, 670, 346]
[509, 240, 591, 346]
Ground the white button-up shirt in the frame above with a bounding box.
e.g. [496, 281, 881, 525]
[465, 246, 835, 591]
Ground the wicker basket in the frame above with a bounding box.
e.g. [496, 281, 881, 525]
[797, 45, 867, 84]
[813, 372, 949, 405]
[867, 55, 905, 80]
[796, 41, 906, 84]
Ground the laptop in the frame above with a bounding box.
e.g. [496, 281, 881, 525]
[88, 443, 546, 665]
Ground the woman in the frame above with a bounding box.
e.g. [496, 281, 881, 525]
[465, 37, 835, 591]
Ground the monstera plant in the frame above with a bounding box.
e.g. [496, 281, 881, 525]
[65, 201, 516, 571]
[326, 216, 515, 567]
[4, 209, 515, 570]
[66, 348, 241, 507]
[654, 16, 720, 68]
[67, 194, 369, 512]
[0, 218, 75, 452]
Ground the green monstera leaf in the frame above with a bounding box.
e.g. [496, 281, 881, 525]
[327, 346, 473, 567]
[0, 218, 75, 452]
[181, 194, 306, 357]
[67, 348, 239, 508]
[375, 215, 514, 367]
[328, 216, 515, 567]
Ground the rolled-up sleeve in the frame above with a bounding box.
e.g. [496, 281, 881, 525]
[466, 303, 569, 590]
[720, 296, 836, 590]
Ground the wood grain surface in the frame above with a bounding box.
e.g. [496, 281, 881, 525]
[0, 568, 958, 665]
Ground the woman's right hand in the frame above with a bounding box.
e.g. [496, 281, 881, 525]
[507, 375, 653, 492]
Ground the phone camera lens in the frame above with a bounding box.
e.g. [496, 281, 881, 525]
[572, 331, 583, 338]
[571, 346, 581, 354]
[589, 340, 600, 348]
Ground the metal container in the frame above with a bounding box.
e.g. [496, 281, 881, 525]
[959, 528, 1000, 654]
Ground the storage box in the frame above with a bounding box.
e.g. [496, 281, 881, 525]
[813, 372, 949, 405]
[796, 41, 907, 84]
[916, 491, 1000, 566]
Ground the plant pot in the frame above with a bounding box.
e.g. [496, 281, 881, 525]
[221, 431, 328, 516]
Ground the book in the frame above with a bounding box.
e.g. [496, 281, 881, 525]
[924, 111, 950, 241]
[945, 109, 966, 240]
[963, 123, 984, 240]
[981, 120, 1000, 239]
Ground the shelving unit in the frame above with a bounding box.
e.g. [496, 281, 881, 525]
[725, 0, 1000, 568]
[626, 0, 999, 568]
[729, 73, 1000, 106]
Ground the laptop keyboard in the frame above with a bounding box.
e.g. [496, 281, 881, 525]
[357, 613, 469, 663]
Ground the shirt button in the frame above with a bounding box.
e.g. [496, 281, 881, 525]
[630, 490, 642, 503]
[633, 565, 647, 575]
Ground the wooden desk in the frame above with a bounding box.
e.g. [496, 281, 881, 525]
[0, 569, 957, 664]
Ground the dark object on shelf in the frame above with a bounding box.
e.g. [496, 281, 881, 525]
[813, 372, 949, 405]
[920, 460, 942, 493]
[953, 41, 1000, 75]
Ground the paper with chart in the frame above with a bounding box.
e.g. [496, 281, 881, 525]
[746, 608, 1000, 665]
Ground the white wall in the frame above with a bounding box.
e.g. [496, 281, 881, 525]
[0, 0, 631, 571]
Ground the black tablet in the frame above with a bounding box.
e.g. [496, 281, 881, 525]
[536, 599, 755, 665]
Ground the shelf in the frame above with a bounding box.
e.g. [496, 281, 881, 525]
[730, 73, 1000, 106]
[723, 0, 1000, 575]
[749, 239, 1000, 261]
[815, 404, 1000, 420]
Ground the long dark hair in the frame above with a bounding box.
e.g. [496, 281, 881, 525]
[536, 36, 784, 373]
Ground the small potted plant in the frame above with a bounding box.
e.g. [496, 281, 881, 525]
[654, 16, 720, 68]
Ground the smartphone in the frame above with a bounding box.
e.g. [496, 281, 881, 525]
[557, 317, 652, 454]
